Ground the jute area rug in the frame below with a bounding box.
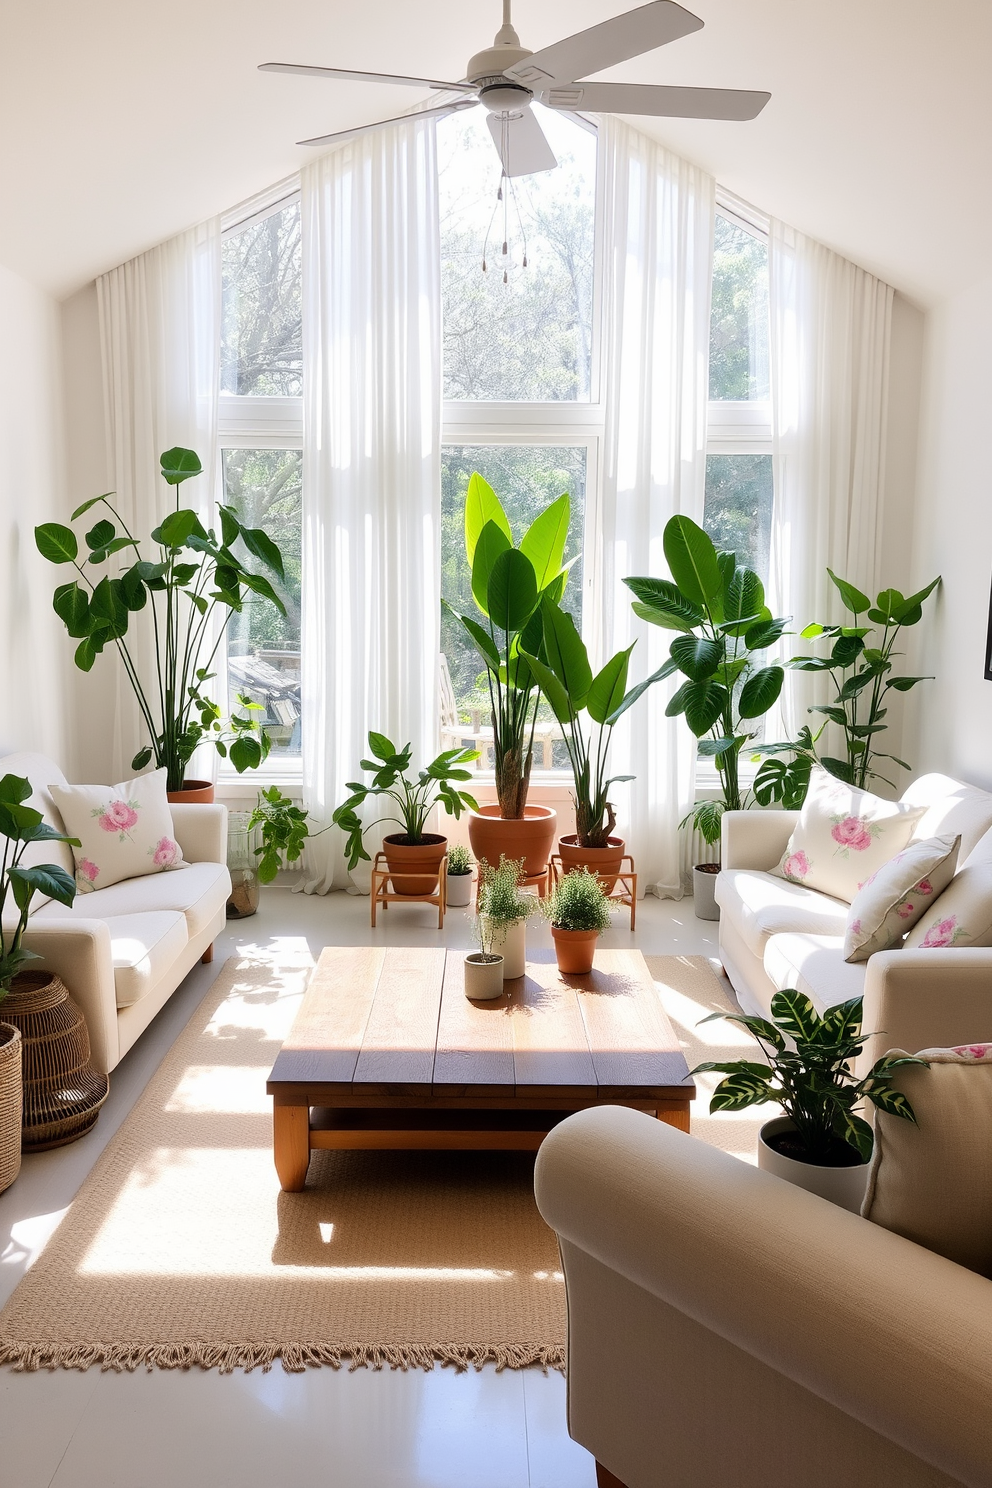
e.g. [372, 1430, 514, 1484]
[0, 947, 752, 1375]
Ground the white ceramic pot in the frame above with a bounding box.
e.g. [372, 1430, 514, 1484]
[482, 916, 527, 979]
[693, 863, 721, 921]
[463, 953, 505, 1001]
[758, 1116, 870, 1214]
[446, 870, 473, 907]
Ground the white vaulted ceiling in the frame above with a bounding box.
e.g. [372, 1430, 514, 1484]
[1, 0, 990, 302]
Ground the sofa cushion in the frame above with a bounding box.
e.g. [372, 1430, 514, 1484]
[903, 860, 992, 949]
[51, 768, 187, 893]
[843, 834, 960, 963]
[715, 869, 849, 958]
[763, 932, 866, 1014]
[105, 911, 190, 1008]
[32, 860, 230, 939]
[901, 773, 992, 864]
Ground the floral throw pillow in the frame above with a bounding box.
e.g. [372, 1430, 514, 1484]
[843, 834, 960, 963]
[50, 768, 187, 894]
[773, 768, 926, 903]
[904, 860, 992, 949]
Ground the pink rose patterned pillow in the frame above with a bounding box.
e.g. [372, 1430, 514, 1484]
[843, 834, 959, 962]
[50, 768, 187, 893]
[904, 860, 992, 950]
[773, 767, 926, 903]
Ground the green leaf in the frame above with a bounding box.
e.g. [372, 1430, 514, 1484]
[156, 509, 200, 548]
[52, 582, 91, 638]
[893, 577, 939, 622]
[487, 548, 539, 635]
[873, 588, 905, 620]
[89, 576, 128, 633]
[131, 746, 153, 771]
[867, 1086, 918, 1122]
[624, 576, 705, 630]
[465, 472, 512, 565]
[738, 666, 784, 719]
[238, 524, 286, 579]
[709, 1072, 775, 1112]
[71, 493, 113, 520]
[604, 658, 679, 725]
[663, 515, 723, 607]
[818, 997, 864, 1045]
[670, 635, 723, 682]
[84, 518, 115, 551]
[452, 611, 500, 671]
[886, 675, 932, 692]
[160, 446, 202, 485]
[696, 736, 740, 757]
[35, 523, 78, 564]
[801, 622, 826, 639]
[520, 650, 571, 723]
[367, 731, 396, 763]
[688, 799, 724, 844]
[827, 569, 871, 614]
[833, 1109, 874, 1163]
[820, 756, 855, 784]
[811, 705, 849, 726]
[667, 680, 728, 736]
[541, 597, 592, 703]
[585, 647, 634, 724]
[471, 519, 512, 616]
[238, 569, 286, 615]
[744, 617, 787, 651]
[229, 736, 262, 773]
[120, 566, 148, 612]
[830, 634, 865, 665]
[723, 567, 765, 636]
[74, 636, 98, 672]
[8, 863, 77, 910]
[769, 989, 820, 1041]
[630, 600, 695, 633]
[520, 493, 570, 591]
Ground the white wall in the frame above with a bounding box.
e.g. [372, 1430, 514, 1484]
[905, 272, 992, 789]
[0, 263, 67, 762]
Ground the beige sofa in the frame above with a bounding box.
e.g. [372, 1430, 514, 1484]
[715, 773, 992, 1069]
[535, 1105, 992, 1488]
[0, 751, 230, 1074]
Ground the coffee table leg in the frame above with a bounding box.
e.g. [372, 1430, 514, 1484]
[273, 1102, 311, 1191]
[657, 1105, 690, 1133]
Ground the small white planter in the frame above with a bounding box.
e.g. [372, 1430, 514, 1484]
[758, 1117, 870, 1214]
[463, 953, 505, 1000]
[482, 916, 527, 979]
[446, 870, 473, 907]
[693, 863, 721, 921]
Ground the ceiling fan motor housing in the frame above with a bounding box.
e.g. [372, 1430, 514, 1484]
[467, 26, 535, 113]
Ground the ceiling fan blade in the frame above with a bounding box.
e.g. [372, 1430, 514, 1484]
[507, 1, 703, 89]
[544, 81, 770, 121]
[297, 98, 478, 149]
[485, 109, 558, 177]
[260, 62, 475, 94]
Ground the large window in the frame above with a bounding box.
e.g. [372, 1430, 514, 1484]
[219, 194, 304, 768]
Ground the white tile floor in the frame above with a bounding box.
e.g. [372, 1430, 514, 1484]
[0, 888, 719, 1488]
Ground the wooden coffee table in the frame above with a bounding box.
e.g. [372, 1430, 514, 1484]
[267, 945, 694, 1191]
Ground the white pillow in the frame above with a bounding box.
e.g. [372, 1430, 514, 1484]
[904, 860, 992, 949]
[774, 768, 926, 903]
[843, 834, 960, 963]
[50, 768, 187, 894]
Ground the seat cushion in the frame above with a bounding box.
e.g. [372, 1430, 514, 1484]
[33, 860, 230, 939]
[105, 911, 190, 1008]
[763, 932, 866, 1014]
[716, 869, 849, 958]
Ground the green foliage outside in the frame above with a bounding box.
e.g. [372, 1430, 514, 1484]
[223, 449, 302, 656]
[709, 213, 769, 401]
[703, 454, 773, 584]
[222, 204, 302, 397]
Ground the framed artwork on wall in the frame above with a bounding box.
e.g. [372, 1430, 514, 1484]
[985, 574, 992, 680]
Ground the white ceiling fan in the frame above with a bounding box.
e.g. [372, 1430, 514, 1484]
[259, 0, 770, 179]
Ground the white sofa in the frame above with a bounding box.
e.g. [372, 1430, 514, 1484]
[0, 752, 230, 1075]
[716, 773, 992, 1069]
[535, 1106, 992, 1488]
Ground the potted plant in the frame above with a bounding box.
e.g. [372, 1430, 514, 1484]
[477, 855, 536, 979]
[445, 843, 474, 907]
[35, 447, 290, 799]
[691, 990, 927, 1212]
[522, 595, 670, 890]
[542, 867, 613, 975]
[625, 515, 790, 919]
[463, 911, 505, 1001]
[446, 473, 576, 880]
[0, 772, 109, 1154]
[247, 786, 326, 886]
[332, 732, 479, 894]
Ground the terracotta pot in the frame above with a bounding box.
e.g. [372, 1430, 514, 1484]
[693, 862, 721, 921]
[551, 926, 599, 975]
[468, 805, 557, 881]
[446, 869, 474, 907]
[167, 779, 215, 804]
[0, 1022, 22, 1195]
[463, 953, 505, 1000]
[758, 1116, 870, 1214]
[382, 833, 447, 895]
[4, 972, 109, 1150]
[558, 834, 625, 895]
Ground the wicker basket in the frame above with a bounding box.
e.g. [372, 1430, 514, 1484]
[2, 972, 109, 1150]
[0, 1021, 23, 1192]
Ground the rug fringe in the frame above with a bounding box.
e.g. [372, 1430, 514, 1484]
[0, 1340, 566, 1376]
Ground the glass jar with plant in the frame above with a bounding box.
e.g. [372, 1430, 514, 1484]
[445, 842, 474, 907]
[476, 855, 536, 979]
[542, 867, 613, 975]
[35, 447, 290, 796]
[691, 990, 927, 1211]
[332, 732, 479, 895]
[445, 472, 576, 881]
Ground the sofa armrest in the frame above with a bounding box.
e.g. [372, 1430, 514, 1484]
[861, 947, 992, 1068]
[535, 1105, 992, 1488]
[721, 809, 797, 870]
[19, 918, 119, 1074]
[169, 803, 227, 864]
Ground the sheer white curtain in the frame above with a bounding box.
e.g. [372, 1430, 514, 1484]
[299, 119, 441, 893]
[767, 221, 894, 739]
[593, 119, 714, 897]
[98, 222, 221, 781]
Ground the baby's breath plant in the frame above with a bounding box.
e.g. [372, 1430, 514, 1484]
[542, 867, 613, 933]
[447, 844, 473, 876]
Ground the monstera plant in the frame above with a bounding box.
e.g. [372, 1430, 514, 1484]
[36, 447, 289, 793]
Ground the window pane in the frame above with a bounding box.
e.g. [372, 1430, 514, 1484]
[438, 107, 596, 401]
[441, 446, 585, 770]
[221, 203, 302, 397]
[703, 454, 773, 583]
[709, 213, 769, 401]
[222, 448, 302, 757]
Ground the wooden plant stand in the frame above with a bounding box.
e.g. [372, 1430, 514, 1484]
[370, 851, 447, 929]
[550, 853, 638, 931]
